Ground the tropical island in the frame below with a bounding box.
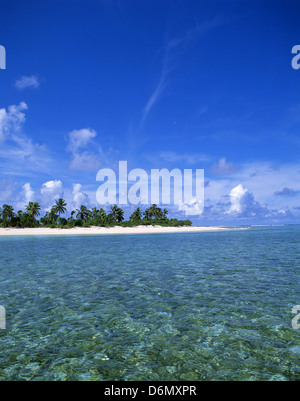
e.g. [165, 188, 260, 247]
[0, 199, 231, 236]
[0, 199, 193, 229]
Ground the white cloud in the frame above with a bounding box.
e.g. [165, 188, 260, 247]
[69, 151, 101, 171]
[211, 157, 236, 175]
[227, 184, 267, 217]
[0, 102, 52, 175]
[141, 17, 223, 125]
[40, 180, 63, 208]
[177, 197, 204, 216]
[67, 128, 97, 153]
[0, 109, 7, 142]
[0, 102, 28, 142]
[71, 183, 89, 210]
[15, 75, 40, 90]
[228, 184, 253, 214]
[67, 128, 102, 171]
[22, 183, 35, 203]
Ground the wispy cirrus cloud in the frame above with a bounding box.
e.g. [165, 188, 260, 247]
[141, 17, 223, 125]
[150, 150, 211, 165]
[141, 52, 169, 125]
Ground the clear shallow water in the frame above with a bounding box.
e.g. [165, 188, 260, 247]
[0, 227, 300, 381]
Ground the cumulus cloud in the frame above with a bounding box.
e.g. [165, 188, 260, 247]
[22, 183, 35, 203]
[71, 183, 89, 209]
[67, 128, 102, 171]
[15, 75, 40, 90]
[211, 157, 236, 175]
[227, 184, 266, 217]
[40, 180, 63, 208]
[177, 197, 204, 216]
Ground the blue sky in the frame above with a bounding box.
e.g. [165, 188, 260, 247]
[1, 0, 300, 224]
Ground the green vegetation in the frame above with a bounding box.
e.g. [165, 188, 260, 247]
[0, 201, 192, 228]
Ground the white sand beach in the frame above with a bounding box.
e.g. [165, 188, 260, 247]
[0, 226, 229, 236]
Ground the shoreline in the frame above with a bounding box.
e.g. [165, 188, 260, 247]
[0, 226, 231, 236]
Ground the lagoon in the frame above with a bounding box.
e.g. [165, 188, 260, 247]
[0, 226, 299, 380]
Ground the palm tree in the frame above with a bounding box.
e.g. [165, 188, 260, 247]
[69, 210, 76, 220]
[162, 208, 168, 219]
[16, 210, 23, 227]
[144, 204, 157, 220]
[110, 204, 124, 223]
[110, 204, 119, 221]
[76, 205, 90, 221]
[2, 204, 14, 227]
[91, 207, 97, 218]
[98, 208, 106, 223]
[129, 207, 142, 222]
[45, 207, 59, 224]
[105, 212, 115, 225]
[54, 198, 67, 220]
[154, 206, 162, 219]
[25, 202, 41, 221]
[116, 207, 124, 223]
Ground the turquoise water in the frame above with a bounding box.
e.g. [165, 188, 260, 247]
[0, 226, 300, 381]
